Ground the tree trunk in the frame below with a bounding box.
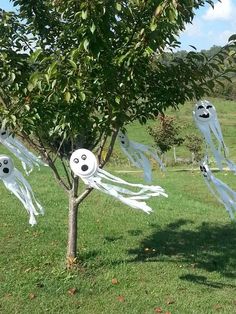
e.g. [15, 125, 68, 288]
[173, 147, 177, 163]
[66, 177, 79, 268]
[191, 152, 195, 164]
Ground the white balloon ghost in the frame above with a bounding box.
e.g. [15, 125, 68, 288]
[0, 155, 44, 225]
[70, 148, 168, 214]
[118, 131, 165, 182]
[200, 160, 236, 220]
[0, 128, 47, 175]
[193, 100, 236, 171]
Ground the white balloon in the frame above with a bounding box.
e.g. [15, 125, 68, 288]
[0, 155, 44, 225]
[118, 131, 165, 182]
[70, 148, 167, 214]
[0, 128, 48, 175]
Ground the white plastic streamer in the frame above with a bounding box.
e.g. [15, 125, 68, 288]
[0, 128, 47, 175]
[70, 148, 167, 214]
[193, 100, 236, 171]
[118, 131, 165, 182]
[0, 155, 44, 225]
[200, 160, 236, 220]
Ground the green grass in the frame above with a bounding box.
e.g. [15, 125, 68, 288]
[1, 97, 236, 313]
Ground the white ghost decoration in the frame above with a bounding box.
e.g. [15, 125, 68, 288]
[0, 128, 47, 175]
[70, 148, 167, 214]
[200, 160, 236, 220]
[193, 100, 236, 171]
[0, 155, 44, 225]
[118, 131, 165, 182]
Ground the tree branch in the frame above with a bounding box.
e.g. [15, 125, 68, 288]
[75, 186, 93, 204]
[61, 157, 72, 189]
[100, 128, 119, 168]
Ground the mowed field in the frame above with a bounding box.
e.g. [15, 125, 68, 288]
[0, 97, 236, 313]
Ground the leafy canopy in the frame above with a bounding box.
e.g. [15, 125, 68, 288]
[0, 0, 235, 160]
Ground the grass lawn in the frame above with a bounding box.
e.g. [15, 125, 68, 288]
[0, 97, 236, 313]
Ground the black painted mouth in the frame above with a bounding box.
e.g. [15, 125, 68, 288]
[199, 113, 210, 119]
[3, 168, 9, 174]
[81, 164, 88, 172]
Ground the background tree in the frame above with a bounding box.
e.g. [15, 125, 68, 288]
[185, 134, 204, 163]
[148, 115, 184, 163]
[0, 0, 236, 267]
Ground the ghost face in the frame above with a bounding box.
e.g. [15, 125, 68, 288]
[0, 155, 14, 179]
[200, 163, 210, 180]
[118, 131, 129, 148]
[70, 149, 98, 178]
[0, 128, 9, 140]
[194, 100, 216, 122]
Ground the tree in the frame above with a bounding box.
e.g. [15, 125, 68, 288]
[185, 134, 204, 163]
[0, 0, 236, 268]
[148, 115, 184, 163]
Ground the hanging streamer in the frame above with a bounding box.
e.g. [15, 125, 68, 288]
[70, 148, 167, 214]
[0, 155, 44, 225]
[193, 100, 236, 171]
[0, 128, 47, 175]
[200, 160, 236, 220]
[118, 131, 165, 182]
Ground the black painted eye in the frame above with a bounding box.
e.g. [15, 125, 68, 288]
[81, 164, 88, 171]
[197, 105, 204, 109]
[81, 154, 87, 160]
[0, 163, 2, 167]
[73, 158, 79, 164]
[3, 160, 8, 164]
[200, 165, 206, 172]
[206, 105, 212, 109]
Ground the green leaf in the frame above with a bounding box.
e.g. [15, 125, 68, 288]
[79, 92, 86, 101]
[90, 23, 96, 34]
[10, 72, 16, 82]
[69, 59, 77, 70]
[30, 48, 42, 62]
[45, 74, 50, 84]
[116, 3, 122, 11]
[27, 83, 34, 92]
[82, 10, 88, 20]
[83, 39, 89, 52]
[115, 96, 120, 104]
[65, 91, 71, 103]
[150, 19, 157, 32]
[52, 79, 57, 89]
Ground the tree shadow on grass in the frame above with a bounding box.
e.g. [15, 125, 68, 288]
[127, 219, 236, 278]
[179, 274, 236, 288]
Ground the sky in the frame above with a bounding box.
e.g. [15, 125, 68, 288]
[1, 0, 235, 51]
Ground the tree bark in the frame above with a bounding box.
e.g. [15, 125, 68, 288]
[173, 147, 177, 163]
[66, 177, 79, 268]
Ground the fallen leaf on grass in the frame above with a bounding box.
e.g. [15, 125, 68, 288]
[111, 278, 119, 285]
[68, 288, 77, 296]
[213, 304, 223, 310]
[29, 293, 36, 300]
[117, 295, 125, 302]
[154, 307, 162, 313]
